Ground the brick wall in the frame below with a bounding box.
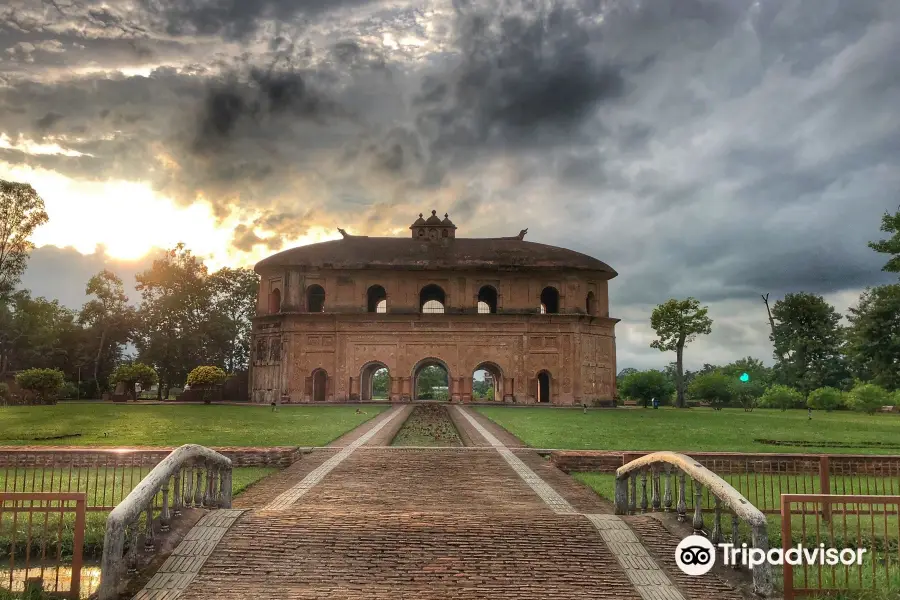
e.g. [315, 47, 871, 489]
[550, 450, 900, 476]
[0, 446, 305, 469]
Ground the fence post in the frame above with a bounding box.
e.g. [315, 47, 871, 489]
[819, 456, 831, 522]
[70, 495, 86, 600]
[780, 494, 794, 600]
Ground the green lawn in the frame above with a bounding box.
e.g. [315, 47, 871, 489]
[0, 404, 388, 447]
[476, 407, 900, 454]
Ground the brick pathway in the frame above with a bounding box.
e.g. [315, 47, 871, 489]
[133, 405, 747, 600]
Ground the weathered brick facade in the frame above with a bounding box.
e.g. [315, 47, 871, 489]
[0, 446, 303, 469]
[250, 212, 619, 405]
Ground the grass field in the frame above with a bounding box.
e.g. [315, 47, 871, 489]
[0, 404, 388, 447]
[476, 407, 900, 454]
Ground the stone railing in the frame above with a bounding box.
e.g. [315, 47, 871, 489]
[97, 444, 233, 600]
[615, 451, 772, 596]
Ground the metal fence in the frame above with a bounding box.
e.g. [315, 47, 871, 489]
[1, 492, 87, 599]
[781, 494, 900, 599]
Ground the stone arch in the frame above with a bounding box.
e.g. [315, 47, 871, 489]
[411, 356, 451, 401]
[472, 361, 503, 402]
[477, 285, 498, 314]
[536, 370, 552, 403]
[268, 288, 281, 314]
[420, 284, 446, 313]
[586, 291, 597, 316]
[367, 285, 387, 313]
[311, 368, 328, 402]
[359, 361, 390, 401]
[540, 287, 560, 314]
[307, 284, 326, 313]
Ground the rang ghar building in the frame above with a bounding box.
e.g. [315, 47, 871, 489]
[250, 210, 619, 405]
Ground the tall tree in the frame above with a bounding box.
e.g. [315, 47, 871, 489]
[0, 180, 48, 300]
[770, 293, 850, 394]
[79, 270, 135, 396]
[868, 207, 900, 274]
[208, 267, 259, 373]
[846, 284, 900, 391]
[650, 297, 713, 408]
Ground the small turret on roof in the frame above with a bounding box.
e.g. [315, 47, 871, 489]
[410, 209, 457, 240]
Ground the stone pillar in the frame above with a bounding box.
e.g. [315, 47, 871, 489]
[349, 377, 360, 401]
[450, 377, 461, 404]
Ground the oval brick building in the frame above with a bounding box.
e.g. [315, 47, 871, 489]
[249, 211, 619, 405]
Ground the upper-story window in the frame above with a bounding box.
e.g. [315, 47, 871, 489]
[420, 284, 446, 314]
[268, 288, 281, 314]
[307, 284, 325, 312]
[540, 286, 560, 314]
[477, 285, 497, 314]
[367, 285, 387, 313]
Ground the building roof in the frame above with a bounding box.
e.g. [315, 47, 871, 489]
[255, 235, 617, 276]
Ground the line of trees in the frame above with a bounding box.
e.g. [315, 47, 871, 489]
[0, 180, 259, 400]
[623, 205, 900, 411]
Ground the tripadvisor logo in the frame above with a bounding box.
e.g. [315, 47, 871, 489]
[675, 535, 867, 576]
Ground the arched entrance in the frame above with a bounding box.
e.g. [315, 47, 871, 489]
[360, 362, 390, 401]
[412, 358, 450, 401]
[537, 371, 551, 403]
[312, 369, 328, 402]
[472, 362, 502, 402]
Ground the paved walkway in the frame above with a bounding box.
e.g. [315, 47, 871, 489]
[135, 405, 744, 600]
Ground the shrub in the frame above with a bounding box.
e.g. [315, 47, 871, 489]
[110, 363, 159, 400]
[807, 387, 844, 412]
[687, 372, 733, 410]
[730, 379, 765, 412]
[15, 368, 65, 404]
[619, 370, 674, 408]
[758, 384, 804, 411]
[58, 381, 79, 400]
[0, 382, 8, 403]
[187, 366, 227, 404]
[846, 383, 891, 414]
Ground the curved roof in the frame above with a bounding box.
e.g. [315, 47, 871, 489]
[255, 236, 617, 277]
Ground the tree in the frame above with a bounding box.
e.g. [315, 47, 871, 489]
[0, 180, 48, 300]
[372, 368, 389, 398]
[207, 267, 259, 373]
[616, 367, 638, 384]
[619, 370, 674, 408]
[868, 208, 900, 274]
[15, 368, 65, 404]
[770, 293, 850, 395]
[846, 284, 900, 391]
[110, 363, 158, 400]
[79, 270, 134, 397]
[846, 383, 891, 414]
[416, 365, 448, 399]
[687, 372, 733, 410]
[807, 387, 844, 412]
[650, 297, 713, 408]
[758, 384, 805, 411]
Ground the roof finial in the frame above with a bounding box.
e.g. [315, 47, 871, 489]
[431, 210, 437, 216]
[337, 228, 349, 238]
[517, 228, 528, 240]
[419, 213, 423, 218]
[444, 213, 449, 218]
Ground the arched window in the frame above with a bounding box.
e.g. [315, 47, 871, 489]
[537, 371, 551, 403]
[311, 369, 328, 402]
[367, 285, 387, 313]
[477, 286, 497, 314]
[420, 284, 446, 314]
[586, 291, 597, 316]
[268, 288, 281, 314]
[540, 287, 559, 314]
[307, 285, 325, 313]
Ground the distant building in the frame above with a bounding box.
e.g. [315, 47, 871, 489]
[250, 210, 618, 405]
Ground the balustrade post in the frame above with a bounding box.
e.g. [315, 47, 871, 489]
[160, 482, 171, 532]
[711, 497, 722, 543]
[750, 523, 773, 596]
[663, 467, 673, 512]
[639, 469, 649, 513]
[184, 467, 194, 508]
[126, 524, 139, 574]
[629, 474, 637, 514]
[143, 506, 155, 552]
[676, 472, 687, 522]
[731, 515, 740, 570]
[651, 468, 661, 511]
[220, 466, 232, 508]
[692, 482, 704, 534]
[614, 476, 628, 515]
[193, 468, 204, 507]
[204, 466, 215, 506]
[172, 469, 182, 517]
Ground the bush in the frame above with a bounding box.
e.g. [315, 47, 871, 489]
[620, 370, 674, 408]
[0, 382, 8, 401]
[58, 381, 79, 400]
[807, 387, 844, 412]
[110, 363, 159, 400]
[846, 383, 891, 414]
[687, 372, 733, 410]
[15, 368, 65, 404]
[187, 366, 227, 404]
[758, 384, 805, 411]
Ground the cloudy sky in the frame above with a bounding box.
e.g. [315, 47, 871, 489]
[2, 0, 899, 370]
